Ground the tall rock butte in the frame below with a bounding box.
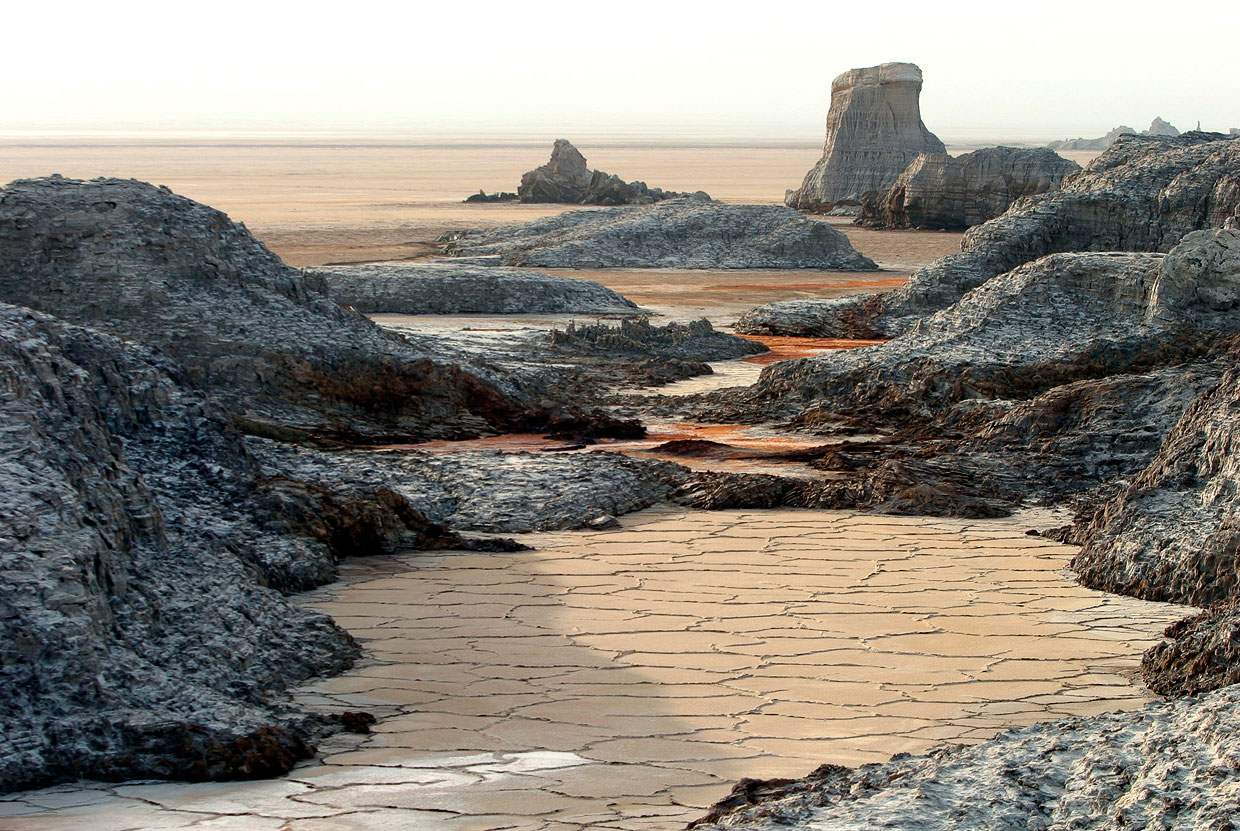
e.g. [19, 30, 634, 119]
[786, 62, 945, 212]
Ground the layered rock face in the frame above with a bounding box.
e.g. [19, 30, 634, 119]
[516, 139, 696, 205]
[304, 262, 640, 315]
[440, 197, 878, 269]
[690, 686, 1240, 831]
[741, 133, 1240, 338]
[0, 303, 465, 790]
[0, 176, 529, 441]
[785, 62, 945, 212]
[857, 147, 1081, 230]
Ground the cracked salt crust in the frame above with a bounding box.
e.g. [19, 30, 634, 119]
[3, 506, 1190, 831]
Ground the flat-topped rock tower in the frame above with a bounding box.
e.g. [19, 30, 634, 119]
[786, 62, 945, 212]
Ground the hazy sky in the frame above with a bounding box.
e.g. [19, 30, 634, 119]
[5, 0, 1238, 142]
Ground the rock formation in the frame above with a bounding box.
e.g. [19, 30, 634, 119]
[463, 189, 517, 203]
[304, 262, 640, 315]
[1047, 117, 1181, 150]
[689, 686, 1240, 831]
[740, 133, 1240, 338]
[513, 139, 697, 205]
[0, 176, 547, 443]
[1146, 116, 1181, 137]
[785, 62, 945, 212]
[439, 197, 878, 269]
[856, 147, 1081, 230]
[0, 302, 493, 791]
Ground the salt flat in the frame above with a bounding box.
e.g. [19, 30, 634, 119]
[4, 507, 1188, 831]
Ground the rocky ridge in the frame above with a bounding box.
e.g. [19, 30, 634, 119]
[1048, 117, 1181, 151]
[0, 176, 542, 442]
[740, 133, 1240, 338]
[857, 146, 1081, 230]
[303, 261, 640, 315]
[786, 62, 946, 212]
[439, 196, 878, 269]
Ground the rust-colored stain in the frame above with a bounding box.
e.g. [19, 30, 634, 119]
[737, 334, 887, 364]
[703, 278, 907, 291]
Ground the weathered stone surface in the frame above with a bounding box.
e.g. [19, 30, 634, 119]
[1141, 599, 1240, 697]
[0, 176, 535, 442]
[251, 442, 686, 533]
[689, 685, 1240, 831]
[304, 261, 640, 315]
[741, 133, 1240, 338]
[0, 302, 465, 791]
[440, 197, 878, 269]
[857, 147, 1081, 230]
[730, 231, 1240, 429]
[515, 139, 696, 205]
[786, 62, 945, 212]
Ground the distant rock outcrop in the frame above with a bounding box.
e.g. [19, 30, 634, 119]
[440, 196, 878, 269]
[740, 133, 1240, 338]
[689, 685, 1240, 831]
[785, 62, 945, 212]
[1048, 117, 1181, 151]
[857, 146, 1081, 230]
[514, 139, 697, 205]
[305, 262, 640, 315]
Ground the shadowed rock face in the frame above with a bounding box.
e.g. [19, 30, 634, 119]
[439, 197, 878, 269]
[742, 133, 1240, 338]
[785, 62, 945, 212]
[516, 139, 696, 205]
[0, 176, 534, 442]
[304, 261, 640, 315]
[857, 147, 1081, 230]
[0, 303, 468, 790]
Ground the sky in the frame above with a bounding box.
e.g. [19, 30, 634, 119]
[4, 0, 1239, 143]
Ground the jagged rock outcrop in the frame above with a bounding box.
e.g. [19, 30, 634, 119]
[740, 133, 1240, 338]
[856, 147, 1081, 230]
[785, 62, 945, 212]
[514, 139, 697, 205]
[688, 685, 1240, 831]
[439, 197, 878, 269]
[729, 230, 1240, 430]
[0, 176, 547, 442]
[304, 261, 640, 315]
[1146, 116, 1181, 137]
[463, 189, 517, 203]
[0, 302, 488, 791]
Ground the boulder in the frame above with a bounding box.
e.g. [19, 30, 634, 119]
[515, 139, 696, 205]
[785, 62, 945, 212]
[856, 146, 1081, 230]
[439, 197, 878, 269]
[304, 261, 640, 315]
[740, 133, 1240, 338]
